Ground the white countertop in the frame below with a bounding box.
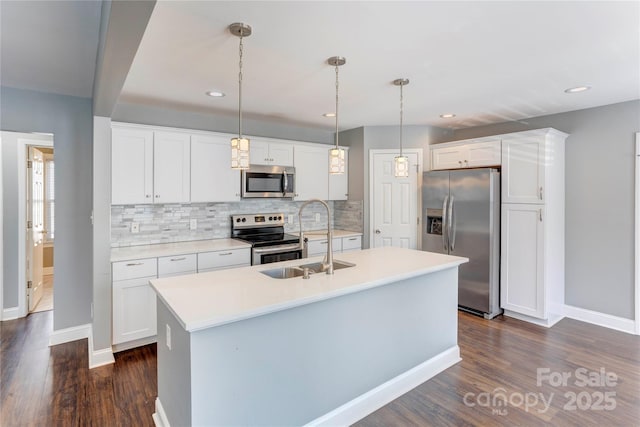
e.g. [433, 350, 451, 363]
[302, 229, 362, 240]
[110, 239, 251, 262]
[150, 247, 467, 332]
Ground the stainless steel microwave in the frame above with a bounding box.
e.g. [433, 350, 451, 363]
[241, 165, 295, 198]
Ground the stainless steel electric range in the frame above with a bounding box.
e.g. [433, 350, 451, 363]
[231, 213, 303, 265]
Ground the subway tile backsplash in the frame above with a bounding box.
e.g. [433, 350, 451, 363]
[111, 199, 363, 247]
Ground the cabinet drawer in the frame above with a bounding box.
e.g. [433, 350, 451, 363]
[112, 258, 157, 281]
[158, 253, 197, 277]
[307, 238, 342, 256]
[198, 248, 251, 271]
[342, 235, 362, 251]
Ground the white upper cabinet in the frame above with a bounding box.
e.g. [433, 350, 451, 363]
[250, 139, 294, 166]
[328, 148, 349, 200]
[294, 144, 329, 200]
[112, 127, 154, 205]
[501, 136, 545, 204]
[431, 139, 501, 170]
[153, 131, 191, 203]
[191, 134, 241, 202]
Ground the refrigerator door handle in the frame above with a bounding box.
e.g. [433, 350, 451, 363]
[442, 195, 449, 251]
[448, 195, 456, 251]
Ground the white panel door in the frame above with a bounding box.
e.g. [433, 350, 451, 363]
[294, 144, 329, 200]
[371, 151, 419, 249]
[111, 127, 153, 204]
[500, 203, 545, 318]
[154, 131, 191, 203]
[502, 137, 545, 204]
[191, 134, 241, 202]
[328, 148, 348, 200]
[467, 139, 502, 167]
[27, 147, 45, 311]
[112, 277, 157, 344]
[250, 140, 270, 165]
[431, 145, 466, 170]
[268, 142, 294, 166]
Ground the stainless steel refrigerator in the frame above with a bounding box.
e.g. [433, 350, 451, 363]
[422, 168, 501, 319]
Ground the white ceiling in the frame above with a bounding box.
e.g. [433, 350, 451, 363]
[120, 1, 640, 131]
[0, 0, 102, 98]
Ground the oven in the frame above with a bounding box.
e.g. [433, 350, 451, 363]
[231, 213, 303, 266]
[241, 165, 295, 198]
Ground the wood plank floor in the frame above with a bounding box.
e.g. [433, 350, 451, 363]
[1, 311, 638, 426]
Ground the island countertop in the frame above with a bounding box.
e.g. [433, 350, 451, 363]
[150, 247, 467, 332]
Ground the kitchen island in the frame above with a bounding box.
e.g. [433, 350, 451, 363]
[150, 246, 467, 427]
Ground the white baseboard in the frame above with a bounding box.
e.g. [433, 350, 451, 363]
[503, 310, 564, 328]
[88, 332, 115, 369]
[2, 306, 20, 321]
[305, 345, 461, 427]
[563, 304, 636, 335]
[153, 398, 171, 427]
[49, 323, 91, 346]
[43, 267, 54, 275]
[112, 335, 157, 353]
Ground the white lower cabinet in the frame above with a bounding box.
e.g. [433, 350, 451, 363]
[197, 248, 251, 273]
[500, 204, 545, 318]
[158, 254, 197, 278]
[341, 235, 362, 252]
[112, 258, 158, 345]
[306, 235, 362, 257]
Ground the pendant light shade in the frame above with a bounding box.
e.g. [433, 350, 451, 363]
[393, 78, 410, 178]
[229, 22, 252, 169]
[328, 56, 346, 175]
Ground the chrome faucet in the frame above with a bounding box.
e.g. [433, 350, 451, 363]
[298, 199, 334, 274]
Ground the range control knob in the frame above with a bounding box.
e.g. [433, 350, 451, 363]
[279, 216, 283, 220]
[236, 218, 241, 223]
[269, 216, 273, 221]
[241, 218, 246, 222]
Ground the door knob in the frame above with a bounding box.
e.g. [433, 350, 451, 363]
[375, 229, 381, 234]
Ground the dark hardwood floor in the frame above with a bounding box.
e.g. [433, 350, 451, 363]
[1, 311, 638, 426]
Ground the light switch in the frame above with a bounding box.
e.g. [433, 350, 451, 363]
[288, 214, 294, 224]
[190, 219, 197, 230]
[315, 213, 321, 222]
[131, 222, 140, 233]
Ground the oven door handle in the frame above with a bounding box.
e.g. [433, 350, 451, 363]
[253, 243, 302, 254]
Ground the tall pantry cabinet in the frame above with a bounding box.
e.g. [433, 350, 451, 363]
[500, 128, 568, 326]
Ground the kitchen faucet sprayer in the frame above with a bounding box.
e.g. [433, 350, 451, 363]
[298, 199, 334, 274]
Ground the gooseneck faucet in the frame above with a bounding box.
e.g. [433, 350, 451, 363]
[298, 199, 334, 274]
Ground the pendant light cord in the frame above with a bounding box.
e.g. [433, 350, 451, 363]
[335, 63, 339, 149]
[399, 82, 404, 157]
[238, 33, 244, 139]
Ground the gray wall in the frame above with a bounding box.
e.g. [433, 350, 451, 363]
[437, 100, 640, 320]
[112, 102, 334, 145]
[342, 125, 451, 248]
[1, 86, 93, 330]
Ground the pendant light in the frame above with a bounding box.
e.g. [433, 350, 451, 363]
[229, 23, 252, 169]
[328, 56, 346, 175]
[393, 78, 410, 177]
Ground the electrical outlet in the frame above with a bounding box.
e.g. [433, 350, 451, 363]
[131, 222, 140, 233]
[315, 213, 321, 222]
[288, 214, 294, 224]
[166, 324, 172, 350]
[190, 219, 197, 230]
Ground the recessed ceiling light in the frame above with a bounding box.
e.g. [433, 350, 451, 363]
[323, 112, 336, 117]
[440, 113, 456, 118]
[564, 86, 591, 94]
[205, 90, 225, 97]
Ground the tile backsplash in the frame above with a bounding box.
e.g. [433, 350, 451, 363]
[111, 199, 363, 247]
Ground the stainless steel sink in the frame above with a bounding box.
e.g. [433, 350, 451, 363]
[260, 260, 355, 279]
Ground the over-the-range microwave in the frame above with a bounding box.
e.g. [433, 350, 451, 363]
[241, 165, 295, 198]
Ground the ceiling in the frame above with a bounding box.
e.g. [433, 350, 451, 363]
[1, 1, 638, 132]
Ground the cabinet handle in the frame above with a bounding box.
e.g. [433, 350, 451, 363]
[348, 237, 358, 241]
[219, 252, 233, 256]
[155, 195, 160, 198]
[458, 160, 462, 166]
[539, 209, 543, 222]
[126, 262, 144, 266]
[539, 186, 543, 200]
[170, 257, 186, 262]
[464, 159, 468, 165]
[145, 194, 151, 198]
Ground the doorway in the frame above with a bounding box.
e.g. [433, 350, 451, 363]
[0, 131, 54, 319]
[369, 149, 422, 249]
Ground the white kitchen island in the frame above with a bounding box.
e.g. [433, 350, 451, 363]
[150, 247, 467, 427]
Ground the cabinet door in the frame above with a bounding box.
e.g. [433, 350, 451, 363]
[191, 135, 241, 202]
[467, 139, 501, 167]
[153, 131, 191, 203]
[307, 238, 342, 256]
[328, 148, 348, 200]
[431, 145, 467, 170]
[197, 248, 251, 271]
[500, 204, 545, 318]
[268, 142, 294, 166]
[294, 145, 329, 200]
[112, 276, 157, 344]
[158, 253, 197, 277]
[341, 235, 362, 252]
[112, 127, 153, 205]
[502, 138, 545, 204]
[250, 140, 270, 165]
